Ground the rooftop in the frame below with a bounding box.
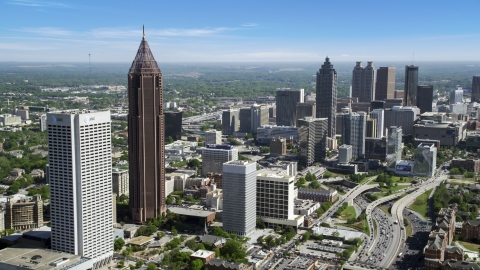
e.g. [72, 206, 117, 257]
[128, 236, 154, 246]
[168, 206, 216, 218]
[191, 249, 215, 259]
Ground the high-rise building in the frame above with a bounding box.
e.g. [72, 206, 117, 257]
[384, 106, 420, 135]
[164, 111, 183, 141]
[351, 61, 376, 103]
[256, 125, 298, 145]
[375, 67, 396, 100]
[417, 85, 434, 113]
[276, 88, 304, 126]
[128, 30, 166, 222]
[298, 117, 328, 166]
[239, 108, 251, 132]
[341, 112, 366, 160]
[387, 126, 402, 169]
[202, 145, 238, 176]
[450, 87, 463, 104]
[270, 137, 286, 156]
[250, 104, 269, 133]
[112, 168, 129, 196]
[366, 117, 377, 138]
[369, 109, 384, 138]
[205, 130, 222, 145]
[414, 143, 437, 177]
[47, 110, 113, 267]
[365, 137, 387, 161]
[256, 170, 303, 228]
[222, 161, 256, 236]
[338, 145, 352, 164]
[472, 76, 480, 102]
[222, 109, 239, 135]
[316, 57, 338, 137]
[404, 65, 419, 106]
[296, 101, 316, 123]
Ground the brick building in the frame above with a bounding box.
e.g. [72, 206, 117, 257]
[451, 159, 480, 174]
[297, 188, 338, 203]
[270, 137, 286, 156]
[424, 206, 457, 270]
[462, 220, 480, 241]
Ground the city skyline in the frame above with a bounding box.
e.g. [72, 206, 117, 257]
[1, 0, 480, 62]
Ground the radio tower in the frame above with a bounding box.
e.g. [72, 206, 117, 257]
[88, 53, 92, 74]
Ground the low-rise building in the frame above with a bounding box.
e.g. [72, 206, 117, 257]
[461, 220, 480, 241]
[270, 137, 286, 156]
[451, 159, 480, 174]
[205, 258, 253, 270]
[5, 195, 43, 231]
[293, 199, 320, 216]
[190, 249, 216, 263]
[297, 188, 338, 203]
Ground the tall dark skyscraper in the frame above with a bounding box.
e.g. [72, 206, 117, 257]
[351, 61, 376, 102]
[404, 65, 419, 106]
[375, 67, 396, 100]
[316, 57, 337, 137]
[416, 85, 434, 113]
[472, 76, 480, 102]
[165, 111, 183, 141]
[128, 29, 166, 222]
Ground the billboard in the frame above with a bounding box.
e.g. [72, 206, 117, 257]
[396, 165, 412, 171]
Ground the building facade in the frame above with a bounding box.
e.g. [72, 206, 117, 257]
[365, 137, 387, 161]
[164, 111, 183, 141]
[47, 110, 113, 267]
[128, 32, 166, 222]
[387, 126, 402, 169]
[450, 87, 463, 104]
[205, 130, 222, 145]
[250, 104, 269, 133]
[375, 67, 396, 100]
[270, 137, 286, 156]
[316, 57, 338, 137]
[414, 143, 437, 177]
[297, 117, 328, 166]
[239, 108, 251, 132]
[256, 125, 298, 145]
[202, 145, 238, 176]
[351, 61, 376, 103]
[276, 88, 304, 127]
[472, 76, 480, 102]
[417, 85, 434, 113]
[222, 109, 239, 135]
[338, 144, 352, 163]
[112, 168, 129, 196]
[369, 109, 384, 138]
[5, 195, 43, 231]
[222, 161, 256, 236]
[296, 102, 316, 122]
[297, 188, 339, 203]
[384, 106, 420, 135]
[451, 159, 480, 174]
[366, 117, 377, 138]
[404, 65, 419, 106]
[341, 112, 366, 160]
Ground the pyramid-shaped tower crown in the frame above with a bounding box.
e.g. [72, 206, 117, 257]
[129, 30, 161, 74]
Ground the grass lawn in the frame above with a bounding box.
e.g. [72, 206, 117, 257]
[459, 241, 480, 252]
[379, 205, 391, 217]
[338, 206, 356, 220]
[408, 188, 433, 219]
[404, 218, 412, 237]
[391, 176, 414, 183]
[340, 220, 370, 236]
[327, 170, 347, 178]
[380, 185, 406, 193]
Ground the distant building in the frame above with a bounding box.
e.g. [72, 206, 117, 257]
[414, 122, 467, 147]
[191, 249, 216, 263]
[366, 117, 377, 138]
[414, 143, 437, 178]
[239, 108, 251, 132]
[451, 159, 480, 174]
[15, 109, 29, 120]
[387, 126, 402, 170]
[222, 109, 239, 135]
[472, 76, 480, 102]
[341, 112, 366, 160]
[450, 87, 463, 104]
[365, 137, 387, 161]
[202, 145, 238, 176]
[0, 114, 22, 126]
[276, 88, 304, 126]
[417, 85, 434, 113]
[351, 61, 376, 103]
[369, 109, 384, 138]
[5, 195, 43, 231]
[384, 106, 420, 135]
[298, 117, 328, 166]
[205, 130, 222, 145]
[270, 137, 286, 156]
[256, 125, 298, 145]
[112, 168, 129, 196]
[375, 66, 396, 100]
[316, 57, 338, 138]
[250, 104, 269, 133]
[296, 102, 316, 122]
[404, 65, 419, 106]
[338, 144, 352, 164]
[164, 111, 183, 141]
[205, 258, 253, 270]
[462, 220, 480, 242]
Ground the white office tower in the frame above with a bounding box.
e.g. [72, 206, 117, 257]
[205, 129, 222, 145]
[202, 145, 238, 176]
[222, 160, 256, 236]
[256, 169, 303, 228]
[369, 109, 384, 138]
[338, 145, 353, 164]
[47, 110, 113, 268]
[450, 87, 463, 104]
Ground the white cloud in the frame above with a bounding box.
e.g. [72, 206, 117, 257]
[241, 23, 257, 27]
[7, 0, 68, 8]
[0, 42, 55, 50]
[18, 27, 72, 36]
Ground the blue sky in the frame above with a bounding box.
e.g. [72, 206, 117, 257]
[1, 0, 480, 62]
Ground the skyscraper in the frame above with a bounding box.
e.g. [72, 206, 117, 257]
[222, 160, 256, 236]
[316, 57, 338, 137]
[387, 126, 402, 169]
[239, 108, 251, 132]
[416, 85, 434, 113]
[450, 87, 463, 104]
[202, 145, 238, 176]
[352, 61, 376, 103]
[164, 111, 183, 141]
[369, 109, 384, 138]
[375, 67, 396, 100]
[297, 117, 328, 166]
[250, 104, 269, 133]
[205, 130, 222, 145]
[404, 65, 419, 106]
[128, 29, 166, 222]
[414, 143, 437, 177]
[47, 110, 113, 267]
[276, 88, 304, 126]
[222, 109, 239, 135]
[472, 76, 480, 102]
[341, 112, 366, 160]
[296, 101, 316, 122]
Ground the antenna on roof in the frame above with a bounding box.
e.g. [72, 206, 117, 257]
[142, 24, 145, 40]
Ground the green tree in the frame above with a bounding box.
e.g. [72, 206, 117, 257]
[323, 171, 332, 178]
[221, 239, 248, 262]
[147, 264, 157, 270]
[309, 180, 320, 189]
[114, 238, 125, 251]
[166, 136, 174, 144]
[171, 226, 178, 236]
[135, 260, 144, 269]
[190, 259, 204, 270]
[188, 158, 201, 168]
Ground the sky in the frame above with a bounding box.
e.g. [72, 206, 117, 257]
[1, 0, 480, 62]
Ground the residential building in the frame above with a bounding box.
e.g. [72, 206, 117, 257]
[384, 106, 420, 135]
[338, 145, 352, 163]
[164, 111, 183, 141]
[128, 31, 166, 222]
[205, 130, 222, 145]
[365, 137, 387, 161]
[369, 109, 384, 138]
[341, 112, 366, 160]
[404, 65, 419, 106]
[298, 117, 328, 166]
[222, 109, 239, 135]
[472, 76, 480, 102]
[387, 126, 402, 169]
[316, 57, 338, 137]
[222, 161, 256, 236]
[112, 168, 129, 195]
[256, 170, 304, 228]
[375, 67, 396, 100]
[414, 143, 437, 177]
[270, 137, 286, 156]
[47, 110, 113, 267]
[297, 188, 339, 203]
[462, 220, 480, 242]
[276, 88, 304, 126]
[202, 145, 238, 176]
[296, 102, 316, 122]
[417, 85, 434, 113]
[5, 195, 43, 231]
[191, 250, 216, 263]
[256, 125, 298, 145]
[351, 61, 376, 102]
[425, 206, 457, 270]
[451, 159, 480, 174]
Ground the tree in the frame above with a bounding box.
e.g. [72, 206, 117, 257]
[135, 260, 144, 269]
[309, 180, 320, 189]
[221, 239, 247, 262]
[147, 264, 157, 270]
[256, 218, 266, 229]
[171, 226, 178, 236]
[188, 158, 201, 168]
[114, 238, 125, 251]
[190, 259, 204, 270]
[323, 171, 332, 179]
[166, 136, 174, 144]
[117, 261, 125, 268]
[332, 231, 340, 237]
